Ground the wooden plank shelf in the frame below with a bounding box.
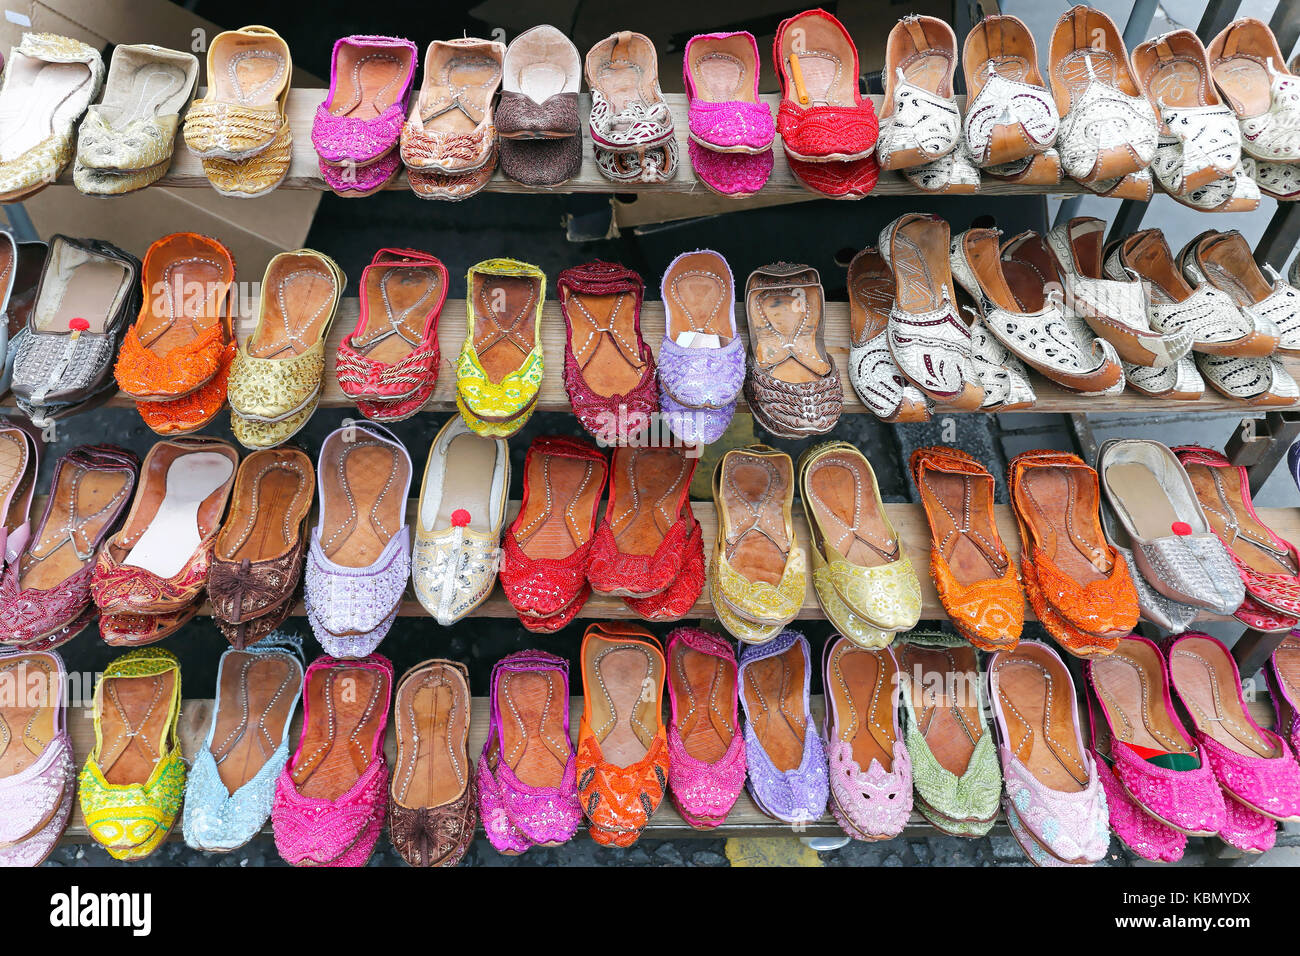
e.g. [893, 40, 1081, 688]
[9, 300, 1298, 418]
[56, 692, 1283, 843]
[52, 90, 1092, 199]
[159, 501, 1300, 623]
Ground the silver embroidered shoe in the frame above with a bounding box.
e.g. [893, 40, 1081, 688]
[412, 415, 509, 626]
[1047, 217, 1192, 369]
[9, 235, 140, 426]
[846, 248, 931, 423]
[962, 15, 1059, 169]
[969, 316, 1036, 411]
[1208, 18, 1300, 164]
[182, 634, 304, 852]
[1182, 229, 1300, 355]
[1121, 355, 1205, 401]
[1097, 438, 1244, 615]
[1099, 504, 1198, 634]
[876, 16, 961, 171]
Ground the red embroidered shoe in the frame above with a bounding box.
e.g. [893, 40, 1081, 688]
[773, 9, 878, 162]
[624, 517, 705, 621]
[557, 261, 658, 444]
[1174, 445, 1300, 619]
[786, 151, 880, 198]
[335, 248, 448, 423]
[498, 436, 608, 629]
[587, 445, 696, 598]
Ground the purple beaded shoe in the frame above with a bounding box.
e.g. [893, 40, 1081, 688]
[658, 250, 746, 445]
[477, 650, 582, 854]
[304, 423, 412, 658]
[738, 630, 828, 824]
[822, 637, 912, 841]
[666, 627, 746, 828]
[0, 649, 74, 866]
[312, 36, 417, 167]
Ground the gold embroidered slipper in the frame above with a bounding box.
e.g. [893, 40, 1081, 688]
[183, 25, 292, 161]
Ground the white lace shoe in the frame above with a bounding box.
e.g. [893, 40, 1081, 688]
[1181, 229, 1300, 355]
[1209, 18, 1300, 163]
[876, 16, 961, 171]
[969, 317, 1036, 410]
[845, 248, 932, 422]
[1123, 356, 1204, 401]
[902, 136, 981, 193]
[962, 15, 1059, 168]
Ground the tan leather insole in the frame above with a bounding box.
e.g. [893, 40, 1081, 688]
[220, 461, 310, 563]
[848, 252, 892, 342]
[891, 221, 947, 314]
[561, 288, 644, 396]
[1142, 56, 1209, 110]
[137, 255, 227, 355]
[748, 282, 829, 383]
[21, 465, 131, 592]
[1214, 55, 1271, 117]
[1, 60, 94, 160]
[1091, 648, 1193, 754]
[994, 655, 1088, 791]
[0, 431, 29, 530]
[1185, 462, 1295, 575]
[609, 447, 688, 557]
[499, 669, 569, 787]
[780, 17, 855, 107]
[1274, 638, 1300, 709]
[294, 666, 385, 800]
[899, 645, 982, 775]
[209, 36, 287, 107]
[352, 264, 441, 365]
[318, 439, 407, 569]
[671, 643, 734, 764]
[516, 452, 603, 561]
[918, 467, 1004, 585]
[1104, 461, 1181, 540]
[209, 651, 299, 793]
[248, 258, 336, 359]
[392, 669, 466, 808]
[741, 641, 805, 772]
[329, 47, 407, 120]
[827, 643, 895, 771]
[101, 59, 189, 127]
[422, 47, 500, 132]
[0, 654, 55, 778]
[722, 456, 789, 587]
[964, 233, 1020, 313]
[432, 434, 495, 532]
[807, 454, 892, 566]
[506, 29, 579, 103]
[471, 273, 538, 383]
[584, 636, 660, 767]
[99, 670, 175, 787]
[1017, 466, 1108, 586]
[664, 253, 731, 341]
[592, 42, 656, 116]
[40, 257, 128, 335]
[689, 36, 755, 102]
[1170, 638, 1276, 758]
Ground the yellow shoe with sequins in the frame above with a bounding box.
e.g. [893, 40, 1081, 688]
[182, 25, 291, 161]
[78, 648, 185, 861]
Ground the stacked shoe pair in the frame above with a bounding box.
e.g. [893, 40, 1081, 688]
[681, 31, 775, 197]
[494, 26, 583, 188]
[498, 436, 704, 632]
[311, 35, 417, 198]
[586, 32, 678, 184]
[73, 43, 198, 196]
[182, 26, 294, 199]
[113, 233, 237, 437]
[90, 438, 239, 645]
[773, 9, 880, 198]
[335, 248, 447, 422]
[399, 37, 505, 200]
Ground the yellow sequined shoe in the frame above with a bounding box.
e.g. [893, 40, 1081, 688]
[797, 441, 921, 646]
[182, 25, 291, 161]
[456, 258, 546, 438]
[709, 444, 806, 643]
[228, 249, 344, 449]
[0, 34, 105, 200]
[78, 648, 185, 862]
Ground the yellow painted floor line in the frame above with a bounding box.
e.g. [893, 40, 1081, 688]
[724, 836, 825, 867]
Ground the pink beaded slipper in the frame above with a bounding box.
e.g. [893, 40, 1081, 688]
[272, 653, 393, 866]
[666, 628, 746, 828]
[683, 31, 774, 153]
[688, 140, 774, 197]
[312, 35, 417, 167]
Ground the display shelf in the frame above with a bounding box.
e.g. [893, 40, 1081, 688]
[9, 300, 1295, 418]
[50, 91, 1094, 199]
[54, 691, 1283, 843]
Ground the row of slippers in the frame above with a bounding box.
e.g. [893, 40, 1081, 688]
[5, 218, 1299, 449]
[6, 627, 1300, 866]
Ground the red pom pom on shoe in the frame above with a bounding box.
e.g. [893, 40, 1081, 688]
[451, 509, 471, 528]
[68, 317, 90, 332]
[1171, 521, 1192, 535]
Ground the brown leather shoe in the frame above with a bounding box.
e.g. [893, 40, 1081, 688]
[208, 447, 314, 648]
[388, 659, 476, 867]
[743, 262, 842, 438]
